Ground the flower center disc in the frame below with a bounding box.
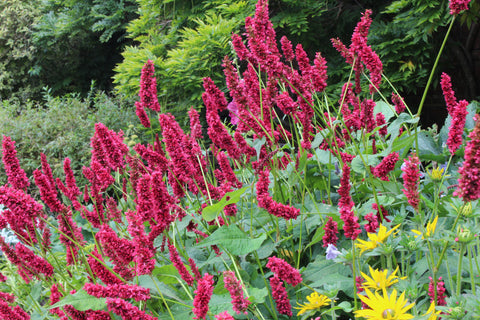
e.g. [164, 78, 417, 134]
[382, 308, 395, 319]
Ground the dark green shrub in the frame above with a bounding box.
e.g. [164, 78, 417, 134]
[0, 0, 42, 101]
[113, 0, 257, 126]
[0, 90, 138, 188]
[31, 0, 138, 95]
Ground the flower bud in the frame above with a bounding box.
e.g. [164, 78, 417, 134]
[458, 202, 473, 218]
[457, 227, 475, 244]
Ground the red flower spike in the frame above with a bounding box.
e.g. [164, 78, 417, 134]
[267, 256, 302, 286]
[138, 60, 161, 112]
[270, 275, 292, 316]
[193, 273, 214, 320]
[169, 243, 195, 286]
[322, 216, 339, 247]
[107, 297, 157, 320]
[401, 154, 421, 210]
[223, 271, 251, 314]
[449, 0, 472, 14]
[455, 114, 480, 201]
[1, 136, 30, 190]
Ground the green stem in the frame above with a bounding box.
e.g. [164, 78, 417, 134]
[352, 241, 358, 310]
[469, 244, 476, 295]
[457, 243, 465, 295]
[415, 16, 456, 150]
[416, 16, 455, 118]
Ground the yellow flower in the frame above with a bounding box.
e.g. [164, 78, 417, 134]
[355, 289, 414, 319]
[424, 302, 441, 320]
[429, 166, 445, 181]
[295, 291, 331, 316]
[411, 215, 438, 239]
[361, 266, 405, 291]
[355, 224, 400, 255]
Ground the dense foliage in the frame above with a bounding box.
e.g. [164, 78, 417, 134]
[0, 0, 42, 101]
[0, 91, 138, 188]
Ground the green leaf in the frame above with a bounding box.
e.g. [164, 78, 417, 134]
[374, 100, 396, 122]
[305, 226, 324, 250]
[417, 131, 443, 161]
[137, 275, 183, 302]
[196, 224, 267, 255]
[387, 113, 418, 142]
[390, 134, 415, 154]
[252, 136, 266, 159]
[313, 149, 331, 165]
[310, 132, 325, 149]
[248, 287, 268, 304]
[202, 187, 249, 221]
[351, 154, 379, 174]
[48, 289, 106, 311]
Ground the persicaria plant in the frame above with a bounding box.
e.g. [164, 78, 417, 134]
[0, 0, 479, 319]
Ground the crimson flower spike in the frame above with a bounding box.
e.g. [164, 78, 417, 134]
[441, 73, 469, 155]
[1, 136, 30, 190]
[449, 0, 472, 15]
[455, 114, 480, 202]
[138, 60, 161, 112]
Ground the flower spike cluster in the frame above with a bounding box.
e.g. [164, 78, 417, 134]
[331, 10, 383, 94]
[449, 0, 472, 15]
[256, 169, 300, 220]
[192, 273, 214, 320]
[1, 136, 30, 190]
[338, 164, 361, 240]
[223, 271, 251, 314]
[401, 154, 421, 210]
[441, 73, 469, 155]
[266, 256, 302, 286]
[455, 114, 480, 201]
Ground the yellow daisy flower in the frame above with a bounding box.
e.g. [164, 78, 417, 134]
[355, 288, 414, 320]
[355, 224, 400, 255]
[361, 266, 405, 291]
[295, 291, 331, 316]
[424, 302, 441, 320]
[411, 215, 438, 239]
[429, 166, 446, 181]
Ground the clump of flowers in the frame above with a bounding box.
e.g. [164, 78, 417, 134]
[402, 154, 421, 210]
[295, 291, 331, 316]
[449, 0, 472, 15]
[455, 114, 480, 202]
[355, 224, 400, 255]
[428, 277, 447, 306]
[355, 289, 414, 319]
[361, 267, 404, 291]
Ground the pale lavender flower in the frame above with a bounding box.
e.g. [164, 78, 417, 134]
[326, 244, 341, 260]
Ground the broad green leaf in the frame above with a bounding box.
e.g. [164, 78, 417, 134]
[310, 132, 325, 149]
[374, 100, 395, 122]
[252, 136, 266, 159]
[417, 131, 444, 161]
[152, 264, 182, 284]
[196, 224, 267, 255]
[313, 149, 331, 165]
[137, 275, 183, 302]
[351, 154, 379, 174]
[305, 226, 325, 250]
[248, 287, 268, 304]
[387, 113, 418, 143]
[390, 134, 415, 153]
[208, 294, 234, 315]
[202, 187, 249, 221]
[48, 289, 106, 311]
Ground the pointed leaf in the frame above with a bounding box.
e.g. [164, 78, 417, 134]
[196, 224, 266, 255]
[48, 289, 106, 311]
